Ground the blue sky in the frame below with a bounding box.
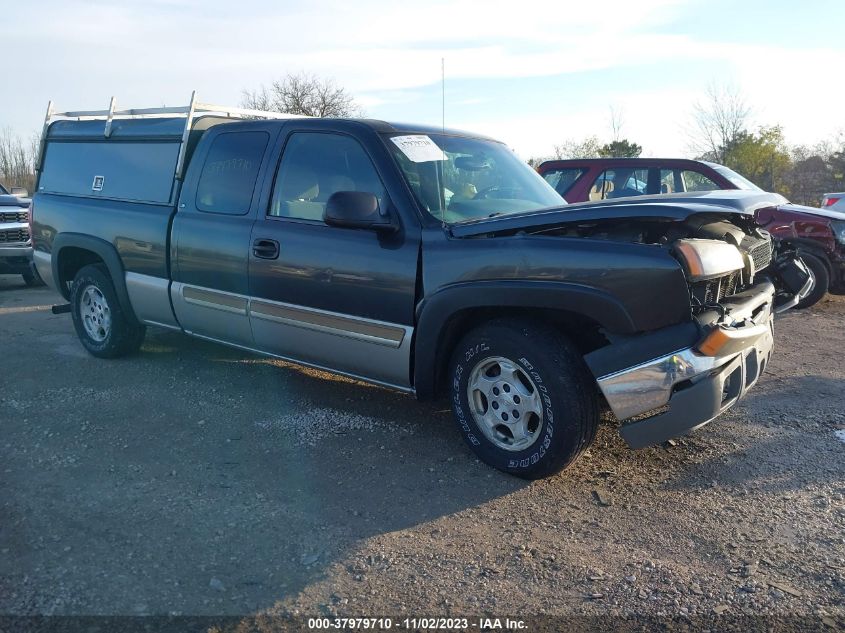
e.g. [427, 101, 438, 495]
[5, 0, 844, 158]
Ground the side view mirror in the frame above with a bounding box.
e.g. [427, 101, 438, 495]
[10, 187, 28, 198]
[324, 191, 396, 232]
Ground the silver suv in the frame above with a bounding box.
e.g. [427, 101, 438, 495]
[0, 182, 41, 286]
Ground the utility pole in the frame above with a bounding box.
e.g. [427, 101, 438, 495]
[441, 57, 445, 132]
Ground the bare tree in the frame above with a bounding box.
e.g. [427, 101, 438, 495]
[241, 73, 362, 118]
[687, 83, 751, 163]
[609, 105, 625, 143]
[553, 136, 602, 159]
[0, 128, 38, 194]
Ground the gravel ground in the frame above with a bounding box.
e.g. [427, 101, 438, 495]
[0, 275, 843, 630]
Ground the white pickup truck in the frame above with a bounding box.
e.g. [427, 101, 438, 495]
[0, 182, 41, 286]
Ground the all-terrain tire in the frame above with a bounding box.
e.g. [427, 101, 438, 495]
[448, 319, 599, 479]
[70, 264, 145, 358]
[795, 253, 829, 309]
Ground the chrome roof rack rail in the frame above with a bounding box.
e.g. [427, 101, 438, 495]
[38, 91, 305, 179]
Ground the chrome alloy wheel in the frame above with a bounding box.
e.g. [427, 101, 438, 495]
[81, 284, 111, 342]
[466, 356, 544, 451]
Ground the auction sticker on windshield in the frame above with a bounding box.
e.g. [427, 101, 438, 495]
[390, 135, 446, 163]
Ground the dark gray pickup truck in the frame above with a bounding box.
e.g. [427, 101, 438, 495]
[31, 97, 811, 478]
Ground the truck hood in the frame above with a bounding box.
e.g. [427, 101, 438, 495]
[450, 190, 786, 237]
[0, 193, 30, 208]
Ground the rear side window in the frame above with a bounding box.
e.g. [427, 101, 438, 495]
[681, 170, 719, 192]
[658, 168, 720, 193]
[196, 131, 269, 215]
[542, 168, 584, 196]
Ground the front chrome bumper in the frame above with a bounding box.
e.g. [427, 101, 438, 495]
[595, 289, 776, 449]
[597, 320, 773, 448]
[0, 244, 32, 257]
[0, 242, 34, 274]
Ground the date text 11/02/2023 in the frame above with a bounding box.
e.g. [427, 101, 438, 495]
[307, 617, 527, 630]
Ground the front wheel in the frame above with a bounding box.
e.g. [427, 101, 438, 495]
[448, 319, 599, 479]
[70, 264, 146, 358]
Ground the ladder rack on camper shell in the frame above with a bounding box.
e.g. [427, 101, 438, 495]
[37, 91, 306, 179]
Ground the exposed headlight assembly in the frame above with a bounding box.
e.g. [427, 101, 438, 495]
[673, 239, 745, 282]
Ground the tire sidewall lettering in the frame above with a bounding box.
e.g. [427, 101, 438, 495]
[453, 345, 558, 471]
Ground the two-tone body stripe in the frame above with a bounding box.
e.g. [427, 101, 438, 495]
[177, 283, 407, 348]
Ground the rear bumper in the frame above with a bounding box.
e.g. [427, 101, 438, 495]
[592, 281, 776, 448]
[32, 250, 55, 289]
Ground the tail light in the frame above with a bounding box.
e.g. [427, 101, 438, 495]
[824, 197, 840, 207]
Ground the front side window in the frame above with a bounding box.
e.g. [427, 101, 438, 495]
[659, 169, 682, 193]
[542, 168, 584, 196]
[591, 168, 648, 200]
[196, 131, 269, 214]
[269, 132, 386, 221]
[386, 133, 563, 224]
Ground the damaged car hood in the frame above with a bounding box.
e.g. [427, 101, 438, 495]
[776, 202, 845, 222]
[450, 190, 786, 237]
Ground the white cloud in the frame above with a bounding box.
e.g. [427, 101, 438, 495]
[3, 0, 844, 160]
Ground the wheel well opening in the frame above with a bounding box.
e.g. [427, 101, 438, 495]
[57, 248, 105, 297]
[431, 307, 609, 398]
[781, 241, 831, 271]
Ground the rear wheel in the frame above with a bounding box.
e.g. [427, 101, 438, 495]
[448, 319, 599, 479]
[70, 264, 145, 358]
[795, 253, 829, 309]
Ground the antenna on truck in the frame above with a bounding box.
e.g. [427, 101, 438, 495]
[36, 91, 306, 180]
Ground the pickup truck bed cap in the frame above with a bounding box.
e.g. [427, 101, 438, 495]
[46, 115, 230, 140]
[46, 116, 495, 143]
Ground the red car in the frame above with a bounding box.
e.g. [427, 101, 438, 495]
[538, 158, 845, 308]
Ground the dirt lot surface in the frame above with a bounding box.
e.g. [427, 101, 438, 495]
[1, 276, 843, 630]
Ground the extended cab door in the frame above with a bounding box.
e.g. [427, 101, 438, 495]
[247, 123, 421, 388]
[170, 123, 277, 346]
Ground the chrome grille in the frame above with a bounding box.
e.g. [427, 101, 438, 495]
[0, 210, 28, 223]
[0, 228, 30, 243]
[741, 235, 773, 272]
[694, 270, 740, 306]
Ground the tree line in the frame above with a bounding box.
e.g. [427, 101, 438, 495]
[542, 85, 844, 206]
[2, 77, 842, 206]
[0, 129, 38, 195]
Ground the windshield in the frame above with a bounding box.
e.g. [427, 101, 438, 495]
[0, 183, 7, 195]
[386, 133, 565, 223]
[707, 163, 761, 191]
